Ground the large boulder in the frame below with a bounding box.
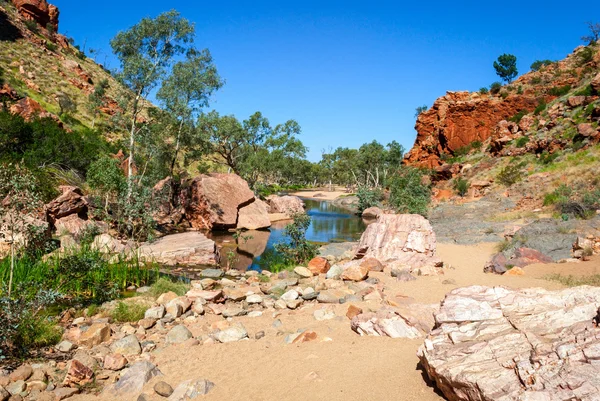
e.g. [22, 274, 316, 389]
[237, 199, 271, 230]
[354, 214, 442, 274]
[418, 285, 600, 401]
[266, 195, 304, 216]
[139, 232, 219, 266]
[184, 174, 255, 230]
[45, 186, 88, 224]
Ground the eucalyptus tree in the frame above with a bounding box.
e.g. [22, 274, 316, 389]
[110, 10, 195, 198]
[157, 48, 223, 175]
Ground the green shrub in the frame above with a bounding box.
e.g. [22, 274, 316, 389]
[24, 20, 38, 34]
[479, 87, 489, 94]
[544, 185, 600, 219]
[471, 140, 483, 150]
[534, 99, 547, 115]
[515, 136, 530, 148]
[452, 177, 470, 197]
[530, 60, 553, 71]
[530, 77, 542, 85]
[574, 85, 593, 97]
[111, 301, 147, 323]
[517, 85, 523, 95]
[538, 150, 559, 165]
[45, 42, 57, 52]
[578, 47, 594, 65]
[548, 85, 571, 97]
[274, 213, 318, 265]
[388, 167, 431, 217]
[149, 278, 189, 297]
[356, 185, 383, 214]
[543, 184, 571, 206]
[509, 110, 527, 124]
[490, 82, 502, 94]
[496, 164, 523, 186]
[500, 91, 509, 99]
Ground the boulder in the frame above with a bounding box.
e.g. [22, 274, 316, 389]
[419, 285, 600, 401]
[104, 354, 128, 371]
[139, 232, 219, 266]
[361, 207, 382, 219]
[237, 199, 271, 230]
[360, 257, 383, 272]
[266, 195, 304, 216]
[110, 334, 141, 356]
[54, 214, 96, 238]
[9, 97, 58, 122]
[352, 304, 438, 339]
[63, 359, 93, 387]
[354, 214, 442, 274]
[578, 123, 597, 137]
[485, 247, 553, 275]
[212, 323, 248, 343]
[78, 323, 110, 347]
[568, 96, 587, 108]
[340, 261, 369, 282]
[109, 361, 162, 395]
[168, 378, 215, 400]
[307, 257, 330, 275]
[184, 173, 255, 230]
[165, 325, 193, 344]
[45, 186, 87, 224]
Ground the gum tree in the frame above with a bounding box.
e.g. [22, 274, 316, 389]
[493, 54, 518, 84]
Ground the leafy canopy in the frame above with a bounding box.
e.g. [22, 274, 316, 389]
[493, 54, 518, 84]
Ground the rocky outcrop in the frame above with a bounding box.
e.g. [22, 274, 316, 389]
[9, 97, 58, 122]
[419, 285, 600, 401]
[354, 214, 442, 274]
[266, 195, 305, 217]
[351, 303, 438, 339]
[138, 232, 219, 266]
[12, 0, 59, 31]
[185, 174, 255, 230]
[404, 91, 540, 168]
[237, 199, 271, 230]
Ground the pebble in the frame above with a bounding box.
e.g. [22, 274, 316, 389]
[313, 308, 336, 321]
[56, 340, 75, 353]
[154, 381, 173, 397]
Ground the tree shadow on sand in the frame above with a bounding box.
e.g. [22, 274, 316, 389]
[0, 9, 24, 42]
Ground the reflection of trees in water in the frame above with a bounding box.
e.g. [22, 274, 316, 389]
[308, 217, 365, 242]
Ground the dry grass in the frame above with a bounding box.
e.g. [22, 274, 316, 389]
[543, 273, 600, 287]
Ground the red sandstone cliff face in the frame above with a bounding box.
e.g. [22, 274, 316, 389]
[12, 0, 59, 31]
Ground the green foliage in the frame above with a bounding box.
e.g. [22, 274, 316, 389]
[515, 136, 530, 148]
[108, 183, 161, 242]
[538, 150, 559, 165]
[274, 213, 318, 265]
[24, 20, 38, 34]
[356, 185, 383, 213]
[530, 60, 553, 71]
[388, 167, 431, 217]
[490, 82, 502, 94]
[493, 54, 518, 83]
[479, 87, 489, 94]
[496, 163, 523, 186]
[509, 110, 527, 124]
[414, 105, 428, 118]
[543, 184, 600, 219]
[548, 85, 571, 97]
[45, 42, 57, 52]
[149, 277, 189, 297]
[574, 85, 593, 97]
[534, 99, 547, 115]
[255, 248, 294, 273]
[500, 91, 509, 99]
[452, 177, 470, 197]
[111, 301, 147, 323]
[577, 47, 594, 66]
[544, 273, 600, 287]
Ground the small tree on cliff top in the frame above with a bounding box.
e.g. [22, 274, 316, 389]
[493, 54, 518, 84]
[581, 21, 600, 45]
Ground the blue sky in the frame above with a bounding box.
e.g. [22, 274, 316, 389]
[53, 0, 597, 161]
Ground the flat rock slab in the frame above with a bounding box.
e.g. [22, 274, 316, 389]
[139, 232, 219, 266]
[418, 285, 600, 401]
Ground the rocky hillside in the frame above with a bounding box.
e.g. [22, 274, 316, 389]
[404, 43, 600, 170]
[0, 0, 129, 136]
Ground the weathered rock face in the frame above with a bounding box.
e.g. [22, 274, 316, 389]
[9, 97, 57, 122]
[266, 195, 305, 216]
[12, 0, 59, 31]
[404, 91, 540, 168]
[237, 199, 271, 230]
[138, 232, 219, 266]
[185, 174, 255, 230]
[352, 304, 438, 339]
[354, 214, 442, 274]
[419, 285, 600, 401]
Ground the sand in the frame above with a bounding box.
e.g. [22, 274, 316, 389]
[74, 243, 600, 401]
[289, 188, 350, 201]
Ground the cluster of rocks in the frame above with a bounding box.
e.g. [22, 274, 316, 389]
[573, 235, 600, 259]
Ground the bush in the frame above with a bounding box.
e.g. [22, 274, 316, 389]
[574, 85, 593, 97]
[509, 110, 527, 124]
[534, 99, 547, 115]
[149, 278, 189, 297]
[548, 85, 571, 97]
[388, 167, 431, 217]
[452, 177, 470, 197]
[490, 82, 502, 94]
[24, 20, 38, 34]
[274, 213, 318, 265]
[356, 185, 383, 214]
[111, 301, 147, 323]
[496, 164, 523, 187]
[578, 47, 594, 66]
[45, 42, 57, 52]
[414, 105, 428, 118]
[479, 87, 489, 94]
[515, 136, 530, 148]
[530, 77, 542, 85]
[538, 150, 559, 165]
[530, 60, 553, 71]
[543, 185, 600, 219]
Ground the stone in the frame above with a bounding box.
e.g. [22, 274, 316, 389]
[222, 306, 246, 318]
[292, 331, 318, 344]
[361, 206, 382, 219]
[352, 304, 438, 339]
[110, 334, 141, 356]
[307, 257, 330, 275]
[212, 324, 248, 343]
[301, 287, 317, 300]
[578, 123, 596, 137]
[156, 291, 178, 305]
[266, 195, 304, 216]
[63, 359, 93, 387]
[360, 257, 383, 272]
[293, 266, 312, 278]
[54, 214, 96, 238]
[418, 286, 600, 401]
[5, 381, 25, 396]
[286, 299, 303, 309]
[185, 289, 224, 303]
[154, 381, 174, 397]
[168, 379, 215, 400]
[44, 186, 87, 224]
[313, 308, 336, 321]
[567, 95, 586, 108]
[78, 323, 111, 347]
[325, 264, 344, 279]
[246, 294, 262, 304]
[145, 305, 166, 320]
[201, 268, 224, 279]
[505, 266, 525, 276]
[53, 387, 80, 400]
[280, 289, 299, 302]
[346, 305, 363, 320]
[56, 340, 74, 354]
[104, 354, 128, 371]
[591, 72, 600, 93]
[110, 361, 162, 395]
[0, 386, 8, 401]
[354, 214, 442, 274]
[9, 366, 32, 382]
[139, 232, 219, 266]
[166, 303, 183, 318]
[255, 330, 266, 339]
[184, 173, 255, 229]
[71, 350, 99, 371]
[340, 261, 369, 282]
[391, 267, 416, 281]
[237, 199, 271, 230]
[138, 318, 156, 330]
[317, 289, 347, 304]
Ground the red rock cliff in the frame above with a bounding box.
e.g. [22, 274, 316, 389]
[12, 0, 59, 31]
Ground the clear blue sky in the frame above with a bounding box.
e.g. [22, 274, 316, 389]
[53, 0, 597, 161]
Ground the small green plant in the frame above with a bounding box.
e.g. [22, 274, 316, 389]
[479, 87, 489, 94]
[500, 91, 509, 99]
[496, 164, 523, 187]
[111, 301, 147, 323]
[225, 248, 239, 269]
[530, 76, 542, 85]
[517, 85, 523, 95]
[515, 136, 530, 148]
[574, 85, 593, 97]
[490, 82, 502, 94]
[452, 177, 470, 197]
[578, 47, 594, 66]
[45, 42, 57, 52]
[530, 60, 553, 72]
[548, 85, 571, 97]
[509, 110, 527, 124]
[534, 99, 547, 115]
[24, 20, 39, 34]
[149, 278, 189, 297]
[274, 213, 318, 265]
[538, 150, 559, 165]
[543, 273, 600, 287]
[356, 185, 383, 214]
[415, 105, 428, 118]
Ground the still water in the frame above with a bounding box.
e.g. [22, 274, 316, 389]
[209, 198, 367, 271]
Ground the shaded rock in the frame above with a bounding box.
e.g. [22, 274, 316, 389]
[419, 285, 600, 401]
[346, 305, 363, 320]
[354, 214, 442, 274]
[56, 340, 74, 353]
[591, 72, 600, 93]
[9, 366, 32, 382]
[317, 289, 347, 304]
[168, 379, 214, 400]
[307, 257, 330, 275]
[139, 232, 219, 266]
[53, 387, 80, 400]
[362, 207, 382, 219]
[5, 381, 25, 396]
[578, 123, 596, 137]
[237, 199, 271, 230]
[360, 257, 383, 272]
[54, 214, 96, 238]
[110, 361, 162, 395]
[391, 267, 417, 281]
[483, 252, 507, 274]
[154, 381, 173, 397]
[200, 268, 224, 279]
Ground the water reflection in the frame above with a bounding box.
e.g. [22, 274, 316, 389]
[210, 199, 366, 271]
